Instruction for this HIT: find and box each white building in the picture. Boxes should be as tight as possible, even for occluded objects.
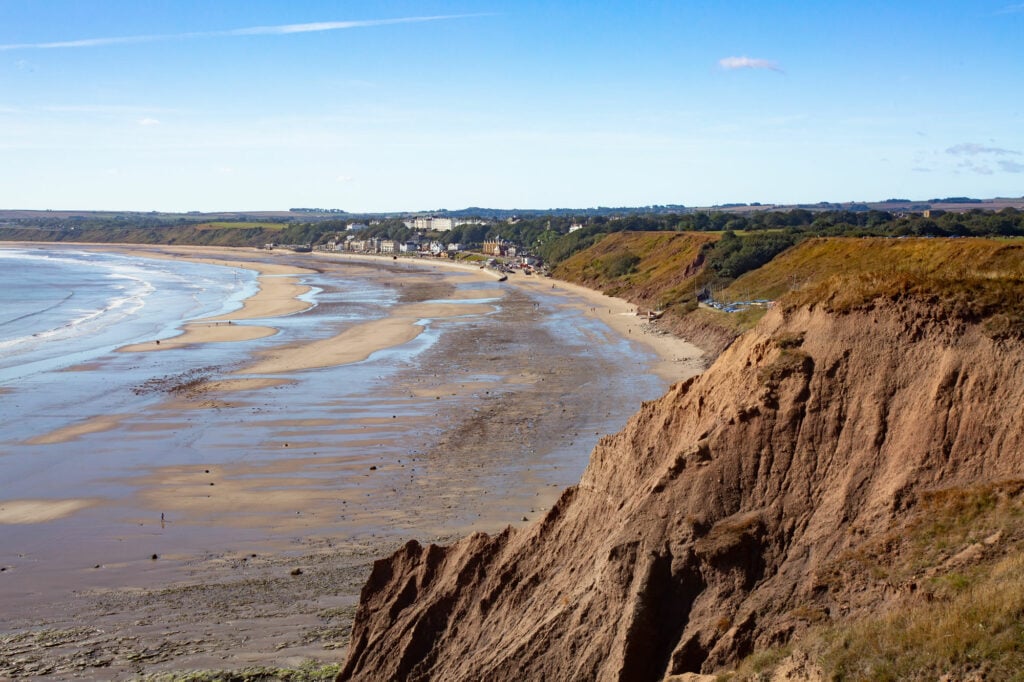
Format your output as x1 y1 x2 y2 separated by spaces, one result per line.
412 217 453 232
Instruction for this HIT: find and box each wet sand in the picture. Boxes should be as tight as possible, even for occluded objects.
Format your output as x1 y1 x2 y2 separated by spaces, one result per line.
0 245 706 680
0 499 97 524
25 413 131 446
319 251 705 383
118 321 278 352
238 302 495 376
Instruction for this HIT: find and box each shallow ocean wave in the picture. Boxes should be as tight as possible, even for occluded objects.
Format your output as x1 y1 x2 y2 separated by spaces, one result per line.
0 251 155 349
0 282 152 353
0 247 260 380
0 290 75 328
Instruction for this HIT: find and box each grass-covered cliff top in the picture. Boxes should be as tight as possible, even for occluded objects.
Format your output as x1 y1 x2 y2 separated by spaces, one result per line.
556 232 1024 342
723 237 1024 300
721 237 1024 335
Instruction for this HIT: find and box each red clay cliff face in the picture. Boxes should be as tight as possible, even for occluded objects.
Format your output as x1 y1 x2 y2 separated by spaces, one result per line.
339 298 1024 681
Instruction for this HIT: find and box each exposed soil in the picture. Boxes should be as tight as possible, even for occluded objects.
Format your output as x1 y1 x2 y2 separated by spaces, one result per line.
339 296 1024 681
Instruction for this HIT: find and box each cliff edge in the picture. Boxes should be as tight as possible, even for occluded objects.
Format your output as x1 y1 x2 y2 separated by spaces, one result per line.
339 247 1024 680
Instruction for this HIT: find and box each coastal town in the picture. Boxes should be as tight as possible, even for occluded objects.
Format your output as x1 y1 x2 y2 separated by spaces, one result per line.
267 218 550 276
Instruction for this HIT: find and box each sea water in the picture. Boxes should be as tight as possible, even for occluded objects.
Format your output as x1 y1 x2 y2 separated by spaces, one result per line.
0 247 257 382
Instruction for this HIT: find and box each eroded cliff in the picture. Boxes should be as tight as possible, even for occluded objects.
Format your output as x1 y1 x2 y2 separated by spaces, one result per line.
339 288 1024 681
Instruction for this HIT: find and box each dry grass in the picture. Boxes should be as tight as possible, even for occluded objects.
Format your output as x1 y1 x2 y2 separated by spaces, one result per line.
554 231 718 306
815 552 1024 681
724 481 1024 681
905 482 1024 575
720 237 1024 334
724 237 1024 299
722 644 793 680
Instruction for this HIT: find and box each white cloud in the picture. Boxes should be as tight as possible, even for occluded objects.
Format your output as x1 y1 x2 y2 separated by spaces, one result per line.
0 15 487 51
946 142 1020 156
718 56 783 73
957 159 995 175
336 175 354 183
43 104 177 115
138 117 160 126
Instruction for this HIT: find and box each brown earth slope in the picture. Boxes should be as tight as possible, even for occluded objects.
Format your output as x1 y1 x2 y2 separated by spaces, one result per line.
337 242 1024 680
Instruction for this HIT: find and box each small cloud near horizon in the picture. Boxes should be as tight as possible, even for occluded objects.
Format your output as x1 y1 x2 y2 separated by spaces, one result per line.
718 56 783 73
138 117 160 126
1000 160 1024 173
336 175 355 183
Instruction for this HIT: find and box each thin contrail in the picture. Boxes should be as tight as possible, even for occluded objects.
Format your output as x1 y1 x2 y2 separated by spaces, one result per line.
0 14 487 51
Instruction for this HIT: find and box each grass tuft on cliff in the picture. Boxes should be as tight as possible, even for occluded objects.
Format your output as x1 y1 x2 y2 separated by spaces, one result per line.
818 553 1024 681
725 481 1024 681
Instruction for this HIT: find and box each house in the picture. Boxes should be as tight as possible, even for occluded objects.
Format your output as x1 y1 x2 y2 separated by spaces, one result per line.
482 238 517 257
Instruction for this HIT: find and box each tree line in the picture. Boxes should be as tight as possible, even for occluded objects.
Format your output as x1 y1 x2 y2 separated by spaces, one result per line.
4 208 1023 279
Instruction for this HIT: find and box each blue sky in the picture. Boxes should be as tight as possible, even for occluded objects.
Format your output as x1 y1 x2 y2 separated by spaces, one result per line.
1 1 1022 212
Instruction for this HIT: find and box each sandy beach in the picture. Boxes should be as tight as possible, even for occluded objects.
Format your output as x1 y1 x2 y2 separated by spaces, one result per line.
0 244 706 679
107 245 315 350
317 250 705 382
510 273 706 382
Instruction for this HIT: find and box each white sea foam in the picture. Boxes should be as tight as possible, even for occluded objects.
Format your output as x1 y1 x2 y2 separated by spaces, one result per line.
0 247 255 380
0 254 155 352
